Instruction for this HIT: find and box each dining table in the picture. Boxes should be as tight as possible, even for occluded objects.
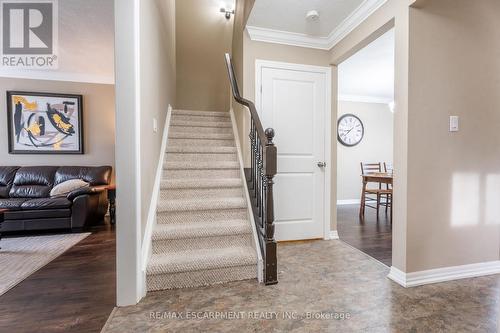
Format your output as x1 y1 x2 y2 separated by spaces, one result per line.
359 172 393 220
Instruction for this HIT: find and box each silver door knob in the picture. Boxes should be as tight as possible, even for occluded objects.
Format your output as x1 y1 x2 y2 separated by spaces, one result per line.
317 162 327 168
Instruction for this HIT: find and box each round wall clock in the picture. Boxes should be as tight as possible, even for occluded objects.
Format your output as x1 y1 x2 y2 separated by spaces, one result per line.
337 114 364 147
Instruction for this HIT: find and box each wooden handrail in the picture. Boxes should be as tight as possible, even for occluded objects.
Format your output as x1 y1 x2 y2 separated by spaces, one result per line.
224 53 278 285
224 53 268 144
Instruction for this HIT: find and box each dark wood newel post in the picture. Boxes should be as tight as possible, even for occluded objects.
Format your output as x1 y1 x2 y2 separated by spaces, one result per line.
264 128 278 285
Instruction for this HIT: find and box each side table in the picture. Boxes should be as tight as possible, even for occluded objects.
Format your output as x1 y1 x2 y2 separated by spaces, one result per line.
107 185 116 225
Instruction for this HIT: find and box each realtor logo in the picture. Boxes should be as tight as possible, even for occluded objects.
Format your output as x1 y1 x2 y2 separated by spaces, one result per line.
1 0 58 69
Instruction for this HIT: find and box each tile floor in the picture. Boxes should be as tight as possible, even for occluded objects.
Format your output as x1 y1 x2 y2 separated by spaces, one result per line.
103 240 500 332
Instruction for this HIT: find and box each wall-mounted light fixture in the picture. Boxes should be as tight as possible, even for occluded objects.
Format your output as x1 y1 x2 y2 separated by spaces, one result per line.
220 7 234 19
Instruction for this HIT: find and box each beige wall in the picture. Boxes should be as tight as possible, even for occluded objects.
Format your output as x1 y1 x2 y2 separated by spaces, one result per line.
231 0 252 155
140 0 176 236
330 0 500 274
405 0 500 272
337 102 393 201
0 78 115 175
176 0 233 111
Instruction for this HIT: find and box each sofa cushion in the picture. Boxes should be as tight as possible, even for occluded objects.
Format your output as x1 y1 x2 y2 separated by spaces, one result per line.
0 198 28 211
5 209 71 220
0 166 20 198
21 197 72 210
50 179 89 197
54 166 112 186
9 166 58 198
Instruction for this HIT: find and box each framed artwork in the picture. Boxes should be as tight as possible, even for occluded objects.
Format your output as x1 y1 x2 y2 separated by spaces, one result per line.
7 91 84 154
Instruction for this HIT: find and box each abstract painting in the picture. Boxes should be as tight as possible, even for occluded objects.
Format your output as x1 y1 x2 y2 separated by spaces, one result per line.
7 91 83 154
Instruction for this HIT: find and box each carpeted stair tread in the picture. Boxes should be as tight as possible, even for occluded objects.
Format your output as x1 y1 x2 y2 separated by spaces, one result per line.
147 246 256 276
166 146 237 154
166 152 237 162
169 126 233 135
157 197 246 212
152 219 251 240
146 108 257 291
169 132 234 140
170 120 232 128
156 209 247 225
164 161 239 170
168 138 235 147
173 110 230 118
172 115 232 123
161 178 242 189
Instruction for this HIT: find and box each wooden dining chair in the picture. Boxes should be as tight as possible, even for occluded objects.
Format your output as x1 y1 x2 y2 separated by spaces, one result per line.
360 162 392 218
382 162 393 216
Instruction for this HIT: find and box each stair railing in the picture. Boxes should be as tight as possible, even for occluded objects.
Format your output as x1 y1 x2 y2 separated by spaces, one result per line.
224 53 277 285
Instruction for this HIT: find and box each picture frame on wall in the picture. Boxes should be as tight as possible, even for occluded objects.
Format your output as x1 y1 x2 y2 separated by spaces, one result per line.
6 91 84 154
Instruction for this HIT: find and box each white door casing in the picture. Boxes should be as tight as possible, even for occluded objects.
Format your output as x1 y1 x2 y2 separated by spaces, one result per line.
256 60 331 241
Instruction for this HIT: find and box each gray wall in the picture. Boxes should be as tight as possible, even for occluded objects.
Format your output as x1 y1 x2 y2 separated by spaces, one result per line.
0 78 115 177
337 101 393 201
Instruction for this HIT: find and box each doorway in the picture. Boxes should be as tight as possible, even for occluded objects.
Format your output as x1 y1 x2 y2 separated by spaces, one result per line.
336 29 395 266
256 60 332 242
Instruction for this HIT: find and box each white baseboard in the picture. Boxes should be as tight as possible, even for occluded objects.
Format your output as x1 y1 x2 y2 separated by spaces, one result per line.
388 261 500 288
337 199 360 205
140 104 172 297
328 230 339 240
387 267 407 286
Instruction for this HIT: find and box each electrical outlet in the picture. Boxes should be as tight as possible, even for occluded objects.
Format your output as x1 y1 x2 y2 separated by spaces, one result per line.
153 118 158 133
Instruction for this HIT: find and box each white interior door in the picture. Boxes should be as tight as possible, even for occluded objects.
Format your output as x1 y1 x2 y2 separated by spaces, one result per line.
257 61 330 241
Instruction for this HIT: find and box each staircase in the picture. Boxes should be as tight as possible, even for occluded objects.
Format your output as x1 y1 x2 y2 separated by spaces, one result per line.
146 109 258 291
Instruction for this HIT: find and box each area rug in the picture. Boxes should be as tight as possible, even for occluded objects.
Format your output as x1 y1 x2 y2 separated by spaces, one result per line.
0 233 90 296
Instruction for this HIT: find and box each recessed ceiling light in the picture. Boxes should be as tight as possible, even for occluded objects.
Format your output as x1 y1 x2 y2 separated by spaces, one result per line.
306 10 320 21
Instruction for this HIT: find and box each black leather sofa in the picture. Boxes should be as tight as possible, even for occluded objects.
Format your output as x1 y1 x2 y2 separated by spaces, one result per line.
0 166 112 233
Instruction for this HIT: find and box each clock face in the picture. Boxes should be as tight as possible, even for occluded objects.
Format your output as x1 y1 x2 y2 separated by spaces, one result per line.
337 114 364 147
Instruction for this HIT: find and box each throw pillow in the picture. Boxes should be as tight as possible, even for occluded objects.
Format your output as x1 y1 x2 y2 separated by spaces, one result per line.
50 179 90 197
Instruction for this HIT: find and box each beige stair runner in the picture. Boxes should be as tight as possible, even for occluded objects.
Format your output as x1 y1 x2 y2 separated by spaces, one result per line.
146 109 257 291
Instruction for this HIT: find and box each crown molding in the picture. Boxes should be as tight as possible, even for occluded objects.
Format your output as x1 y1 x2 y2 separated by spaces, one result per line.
246 26 331 50
338 94 392 104
246 0 388 50
0 70 115 85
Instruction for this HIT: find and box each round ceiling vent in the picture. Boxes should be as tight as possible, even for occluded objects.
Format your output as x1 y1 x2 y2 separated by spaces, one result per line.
306 10 320 21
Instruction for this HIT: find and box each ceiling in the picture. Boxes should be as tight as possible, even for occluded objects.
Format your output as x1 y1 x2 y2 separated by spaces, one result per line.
247 0 364 37
338 29 395 103
246 0 387 49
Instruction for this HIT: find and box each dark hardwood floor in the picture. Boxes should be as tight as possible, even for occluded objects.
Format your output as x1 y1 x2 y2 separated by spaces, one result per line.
337 204 392 266
0 222 116 333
